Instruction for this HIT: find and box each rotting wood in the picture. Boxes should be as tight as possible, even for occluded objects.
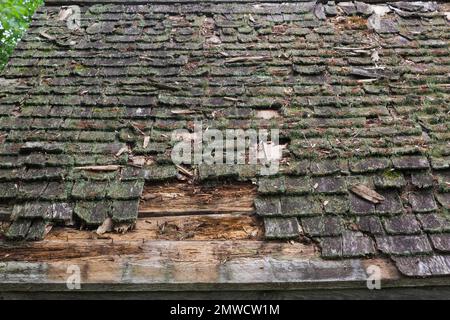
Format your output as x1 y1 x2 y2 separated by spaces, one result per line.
0 239 313 263
0 238 419 292
0 239 144 261
139 181 257 216
45 214 263 242
350 184 385 204
2 238 450 292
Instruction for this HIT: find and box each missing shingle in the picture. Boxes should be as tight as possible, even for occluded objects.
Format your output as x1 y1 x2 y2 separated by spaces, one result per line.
138 180 263 240
139 180 257 217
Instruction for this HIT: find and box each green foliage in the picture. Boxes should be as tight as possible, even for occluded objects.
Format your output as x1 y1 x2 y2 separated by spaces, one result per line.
0 0 43 70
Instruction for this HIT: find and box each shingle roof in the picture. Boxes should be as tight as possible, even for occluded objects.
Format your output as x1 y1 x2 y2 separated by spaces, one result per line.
0 0 449 278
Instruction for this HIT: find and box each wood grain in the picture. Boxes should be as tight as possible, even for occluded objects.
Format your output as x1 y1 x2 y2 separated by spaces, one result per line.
139 181 257 216
44 214 264 241
0 239 402 291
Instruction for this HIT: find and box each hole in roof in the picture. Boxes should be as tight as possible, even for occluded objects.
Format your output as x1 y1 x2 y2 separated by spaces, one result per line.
138 180 263 240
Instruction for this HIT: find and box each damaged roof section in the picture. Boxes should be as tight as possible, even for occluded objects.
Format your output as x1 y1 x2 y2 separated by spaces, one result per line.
0 0 449 278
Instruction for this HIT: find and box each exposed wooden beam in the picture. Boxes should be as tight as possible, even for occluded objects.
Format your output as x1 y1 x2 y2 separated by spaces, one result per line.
44 214 263 241
139 182 256 217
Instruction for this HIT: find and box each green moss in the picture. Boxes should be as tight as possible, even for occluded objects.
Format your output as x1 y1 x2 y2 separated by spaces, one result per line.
382 169 402 180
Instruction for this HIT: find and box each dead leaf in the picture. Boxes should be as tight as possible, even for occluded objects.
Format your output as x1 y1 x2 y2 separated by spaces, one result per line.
143 136 150 148
44 224 53 237
96 217 113 235
350 184 385 204
115 146 128 157
131 156 146 167
39 30 55 41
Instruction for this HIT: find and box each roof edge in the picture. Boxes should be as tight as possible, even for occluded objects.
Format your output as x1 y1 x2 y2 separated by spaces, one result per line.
43 0 436 5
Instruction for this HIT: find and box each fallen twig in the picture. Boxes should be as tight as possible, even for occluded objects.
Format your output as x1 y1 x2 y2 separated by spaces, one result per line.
176 164 194 177
74 165 121 171
224 55 272 64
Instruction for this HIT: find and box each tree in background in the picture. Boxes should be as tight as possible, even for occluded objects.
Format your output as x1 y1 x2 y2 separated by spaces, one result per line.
0 0 44 70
